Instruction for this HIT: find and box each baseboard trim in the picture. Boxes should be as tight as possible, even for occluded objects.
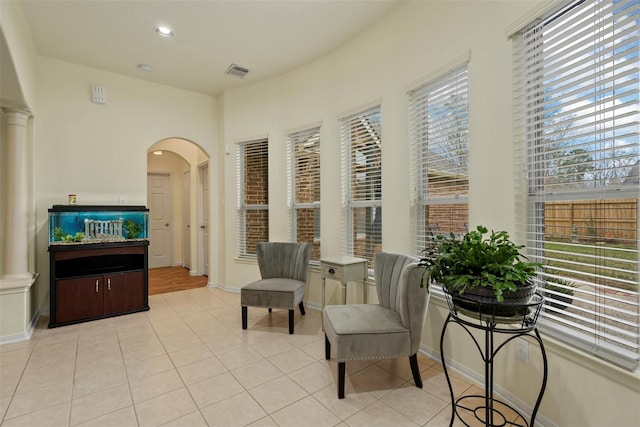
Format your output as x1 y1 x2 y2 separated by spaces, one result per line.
0 308 40 346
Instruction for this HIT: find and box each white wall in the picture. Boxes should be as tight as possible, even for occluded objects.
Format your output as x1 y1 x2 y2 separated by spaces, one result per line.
221 0 529 285
33 57 218 309
219 1 639 426
0 1 38 112
2 0 638 424
0 1 40 340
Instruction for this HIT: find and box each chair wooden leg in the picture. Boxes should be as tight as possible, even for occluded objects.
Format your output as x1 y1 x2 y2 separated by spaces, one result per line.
409 353 422 388
325 334 331 360
299 301 306 316
338 362 345 399
288 309 294 334
242 306 247 330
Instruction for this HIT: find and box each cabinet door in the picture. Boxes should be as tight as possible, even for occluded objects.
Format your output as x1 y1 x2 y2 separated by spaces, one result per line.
104 271 145 315
55 276 104 324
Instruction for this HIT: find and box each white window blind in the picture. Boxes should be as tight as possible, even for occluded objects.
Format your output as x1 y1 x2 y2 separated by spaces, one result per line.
409 64 470 258
287 126 321 262
341 106 382 269
514 0 639 369
237 139 269 257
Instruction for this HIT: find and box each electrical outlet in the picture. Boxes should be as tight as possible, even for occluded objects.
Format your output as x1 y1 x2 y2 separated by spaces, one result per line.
515 338 529 363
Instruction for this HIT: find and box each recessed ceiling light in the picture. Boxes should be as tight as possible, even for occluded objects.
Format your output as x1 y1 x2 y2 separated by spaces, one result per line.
153 150 163 156
137 64 152 72
155 26 173 38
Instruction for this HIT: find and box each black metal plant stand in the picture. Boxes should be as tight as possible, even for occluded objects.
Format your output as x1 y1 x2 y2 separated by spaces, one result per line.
440 291 547 427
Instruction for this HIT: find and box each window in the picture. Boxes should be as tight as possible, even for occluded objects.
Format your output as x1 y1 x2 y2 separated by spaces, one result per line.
237 138 269 257
409 62 470 258
341 106 382 268
514 0 639 369
288 126 321 262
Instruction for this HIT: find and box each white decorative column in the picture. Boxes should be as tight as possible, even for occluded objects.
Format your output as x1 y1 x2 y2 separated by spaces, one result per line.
2 109 31 278
0 108 38 344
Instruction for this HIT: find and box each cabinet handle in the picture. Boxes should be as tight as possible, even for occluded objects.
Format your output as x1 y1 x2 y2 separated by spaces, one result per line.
328 268 335 275
95 280 99 292
107 278 111 291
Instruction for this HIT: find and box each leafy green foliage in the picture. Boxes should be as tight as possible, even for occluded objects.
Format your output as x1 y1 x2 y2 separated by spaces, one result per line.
544 270 577 295
52 226 83 242
124 220 142 239
52 226 66 241
419 226 541 302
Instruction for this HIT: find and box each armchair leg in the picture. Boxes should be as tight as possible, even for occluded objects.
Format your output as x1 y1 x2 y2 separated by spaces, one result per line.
242 306 247 330
288 309 294 334
299 301 306 316
325 334 331 360
338 362 345 399
409 353 422 388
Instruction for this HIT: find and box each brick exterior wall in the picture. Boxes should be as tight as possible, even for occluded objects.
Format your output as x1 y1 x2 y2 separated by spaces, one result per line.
243 143 268 255
294 146 321 259
425 178 469 236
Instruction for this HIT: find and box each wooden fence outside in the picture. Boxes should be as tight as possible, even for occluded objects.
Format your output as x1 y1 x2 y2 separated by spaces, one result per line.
544 198 638 243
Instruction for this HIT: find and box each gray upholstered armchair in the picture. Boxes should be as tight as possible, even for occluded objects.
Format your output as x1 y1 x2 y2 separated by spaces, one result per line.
241 242 311 334
323 252 430 398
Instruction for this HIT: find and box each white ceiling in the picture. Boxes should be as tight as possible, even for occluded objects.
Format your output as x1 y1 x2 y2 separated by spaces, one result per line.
18 0 402 96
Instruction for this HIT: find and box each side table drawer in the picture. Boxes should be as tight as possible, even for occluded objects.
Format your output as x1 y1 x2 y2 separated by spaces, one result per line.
322 264 344 281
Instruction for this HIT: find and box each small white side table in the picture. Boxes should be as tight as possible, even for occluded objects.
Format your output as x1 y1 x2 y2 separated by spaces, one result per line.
320 256 369 307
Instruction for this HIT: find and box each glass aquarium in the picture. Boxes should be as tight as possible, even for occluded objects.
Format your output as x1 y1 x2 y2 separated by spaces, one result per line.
48 205 149 245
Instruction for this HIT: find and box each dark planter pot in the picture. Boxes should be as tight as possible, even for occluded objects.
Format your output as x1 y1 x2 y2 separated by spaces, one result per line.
448 282 537 317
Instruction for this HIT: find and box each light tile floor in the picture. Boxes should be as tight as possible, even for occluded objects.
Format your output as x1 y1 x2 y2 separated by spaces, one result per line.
0 287 515 426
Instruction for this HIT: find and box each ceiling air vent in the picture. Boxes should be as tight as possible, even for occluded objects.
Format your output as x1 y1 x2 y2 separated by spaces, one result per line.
225 64 249 79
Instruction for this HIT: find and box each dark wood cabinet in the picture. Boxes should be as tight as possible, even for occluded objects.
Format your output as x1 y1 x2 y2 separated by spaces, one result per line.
55 276 104 324
105 271 145 315
49 242 149 327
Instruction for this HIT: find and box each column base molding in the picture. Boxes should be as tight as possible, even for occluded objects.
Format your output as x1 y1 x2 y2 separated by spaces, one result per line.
0 273 39 345
0 273 37 293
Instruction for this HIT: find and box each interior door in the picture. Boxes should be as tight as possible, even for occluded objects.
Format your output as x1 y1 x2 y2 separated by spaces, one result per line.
147 173 172 268
200 164 210 276
182 171 191 270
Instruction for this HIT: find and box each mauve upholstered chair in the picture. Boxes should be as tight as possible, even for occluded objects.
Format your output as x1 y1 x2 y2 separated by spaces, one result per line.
241 242 311 334
323 252 430 398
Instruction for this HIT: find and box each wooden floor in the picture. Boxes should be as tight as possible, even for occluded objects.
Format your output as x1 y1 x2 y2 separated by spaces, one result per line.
148 266 208 295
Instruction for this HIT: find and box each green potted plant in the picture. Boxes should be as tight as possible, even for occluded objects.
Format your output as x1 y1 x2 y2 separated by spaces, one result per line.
419 225 541 315
543 271 577 310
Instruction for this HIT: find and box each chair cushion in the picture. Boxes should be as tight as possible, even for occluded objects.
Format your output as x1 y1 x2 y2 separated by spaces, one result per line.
241 278 305 309
323 304 411 361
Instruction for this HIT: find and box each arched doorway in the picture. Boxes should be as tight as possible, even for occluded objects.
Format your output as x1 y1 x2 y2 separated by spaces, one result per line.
147 138 209 284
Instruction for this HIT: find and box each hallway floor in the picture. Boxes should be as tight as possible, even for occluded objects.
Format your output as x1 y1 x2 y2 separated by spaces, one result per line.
148 267 208 295
0 287 515 426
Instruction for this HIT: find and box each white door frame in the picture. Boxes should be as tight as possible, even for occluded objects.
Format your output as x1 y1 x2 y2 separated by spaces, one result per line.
198 162 210 276
182 170 191 270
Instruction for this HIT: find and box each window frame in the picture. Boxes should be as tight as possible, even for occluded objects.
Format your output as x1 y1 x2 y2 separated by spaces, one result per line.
287 126 321 263
408 61 471 262
514 0 639 370
236 138 269 258
340 106 383 270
